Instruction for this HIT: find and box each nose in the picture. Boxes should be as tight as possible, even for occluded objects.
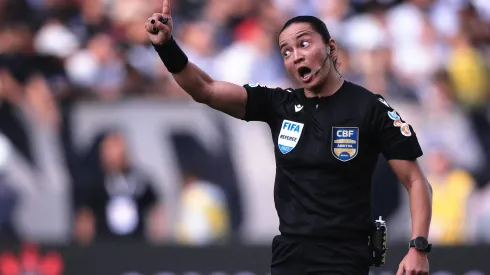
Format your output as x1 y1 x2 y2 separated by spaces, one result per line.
293 51 305 65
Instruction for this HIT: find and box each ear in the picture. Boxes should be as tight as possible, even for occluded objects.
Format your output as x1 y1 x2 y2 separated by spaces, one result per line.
328 38 337 53
326 44 334 56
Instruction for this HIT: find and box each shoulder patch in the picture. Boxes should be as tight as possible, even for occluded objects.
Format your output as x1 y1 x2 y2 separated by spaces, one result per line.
374 95 413 137
387 110 412 137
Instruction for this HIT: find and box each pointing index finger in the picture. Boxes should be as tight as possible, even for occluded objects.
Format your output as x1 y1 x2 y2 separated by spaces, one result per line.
162 0 171 16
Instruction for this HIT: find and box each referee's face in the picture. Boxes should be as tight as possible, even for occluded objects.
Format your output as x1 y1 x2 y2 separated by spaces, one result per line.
279 22 329 90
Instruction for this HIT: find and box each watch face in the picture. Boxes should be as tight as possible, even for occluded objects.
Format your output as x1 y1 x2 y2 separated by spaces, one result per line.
415 237 428 249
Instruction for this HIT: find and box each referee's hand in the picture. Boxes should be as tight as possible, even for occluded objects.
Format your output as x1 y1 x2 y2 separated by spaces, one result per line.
145 0 173 46
396 248 429 275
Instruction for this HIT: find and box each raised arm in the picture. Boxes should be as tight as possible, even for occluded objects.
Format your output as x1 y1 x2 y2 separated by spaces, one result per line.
144 0 247 119
172 63 247 118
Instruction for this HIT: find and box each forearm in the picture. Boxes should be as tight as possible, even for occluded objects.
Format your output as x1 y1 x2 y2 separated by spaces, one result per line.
172 62 214 103
407 179 432 238
152 36 216 103
152 37 247 118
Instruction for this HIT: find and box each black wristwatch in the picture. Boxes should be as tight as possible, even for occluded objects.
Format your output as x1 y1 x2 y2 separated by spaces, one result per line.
408 236 432 253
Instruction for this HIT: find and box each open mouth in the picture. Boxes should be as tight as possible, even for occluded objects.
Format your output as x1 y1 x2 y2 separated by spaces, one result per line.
298 66 313 82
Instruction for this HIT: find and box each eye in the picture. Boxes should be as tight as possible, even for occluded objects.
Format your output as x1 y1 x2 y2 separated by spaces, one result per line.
283 50 291 57
300 41 309 48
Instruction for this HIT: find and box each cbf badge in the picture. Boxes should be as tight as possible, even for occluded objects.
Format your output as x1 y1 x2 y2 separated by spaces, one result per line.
332 127 359 161
278 120 304 154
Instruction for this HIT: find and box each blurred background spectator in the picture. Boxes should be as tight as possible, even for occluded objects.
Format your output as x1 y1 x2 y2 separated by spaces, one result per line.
0 0 489 248
0 133 19 243
72 130 164 244
174 171 229 246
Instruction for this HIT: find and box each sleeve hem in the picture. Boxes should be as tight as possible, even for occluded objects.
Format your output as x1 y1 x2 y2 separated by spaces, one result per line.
382 140 423 161
241 85 253 122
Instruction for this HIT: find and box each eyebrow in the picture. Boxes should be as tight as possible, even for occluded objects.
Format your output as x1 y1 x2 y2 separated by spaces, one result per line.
279 32 312 49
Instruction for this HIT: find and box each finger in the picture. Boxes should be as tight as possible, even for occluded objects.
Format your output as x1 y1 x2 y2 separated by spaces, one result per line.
145 22 158 34
149 14 169 26
148 15 169 33
145 20 160 34
162 0 171 16
150 13 162 23
152 21 170 32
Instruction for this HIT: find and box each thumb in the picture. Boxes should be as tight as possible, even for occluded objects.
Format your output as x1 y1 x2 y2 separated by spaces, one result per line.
396 263 405 275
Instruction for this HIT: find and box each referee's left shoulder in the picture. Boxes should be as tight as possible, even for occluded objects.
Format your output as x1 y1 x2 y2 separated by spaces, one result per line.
342 81 381 109
347 82 379 101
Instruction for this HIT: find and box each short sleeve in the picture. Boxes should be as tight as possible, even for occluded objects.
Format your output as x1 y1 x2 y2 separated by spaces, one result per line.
242 83 289 122
369 95 423 160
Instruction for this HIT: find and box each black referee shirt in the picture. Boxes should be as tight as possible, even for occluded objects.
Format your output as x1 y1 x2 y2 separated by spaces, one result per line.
241 80 423 241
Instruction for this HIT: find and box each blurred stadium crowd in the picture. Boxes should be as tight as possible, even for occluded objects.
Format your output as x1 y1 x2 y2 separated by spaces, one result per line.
1 0 490 247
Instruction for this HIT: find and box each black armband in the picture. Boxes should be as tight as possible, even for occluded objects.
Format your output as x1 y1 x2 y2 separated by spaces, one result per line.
153 36 188 74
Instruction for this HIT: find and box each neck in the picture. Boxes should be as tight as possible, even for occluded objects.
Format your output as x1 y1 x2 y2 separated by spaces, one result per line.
304 69 344 98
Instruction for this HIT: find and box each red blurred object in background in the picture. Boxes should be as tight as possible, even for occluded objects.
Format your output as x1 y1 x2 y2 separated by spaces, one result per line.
0 243 63 275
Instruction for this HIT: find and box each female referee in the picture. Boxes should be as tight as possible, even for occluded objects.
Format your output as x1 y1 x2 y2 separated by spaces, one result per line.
145 1 432 274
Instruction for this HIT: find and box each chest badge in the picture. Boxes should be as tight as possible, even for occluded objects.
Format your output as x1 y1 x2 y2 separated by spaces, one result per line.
278 120 304 154
332 127 359 161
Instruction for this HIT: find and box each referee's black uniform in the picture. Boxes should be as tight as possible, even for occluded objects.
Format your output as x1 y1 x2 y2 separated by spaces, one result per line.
241 80 423 274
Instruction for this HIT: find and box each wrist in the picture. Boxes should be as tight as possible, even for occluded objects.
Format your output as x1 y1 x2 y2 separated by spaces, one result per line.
153 36 188 74
408 236 432 253
152 35 174 47
409 247 428 256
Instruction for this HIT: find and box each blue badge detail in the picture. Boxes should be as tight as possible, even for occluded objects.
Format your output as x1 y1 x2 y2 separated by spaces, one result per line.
248 83 261 88
332 127 359 162
388 110 400 120
278 120 304 154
